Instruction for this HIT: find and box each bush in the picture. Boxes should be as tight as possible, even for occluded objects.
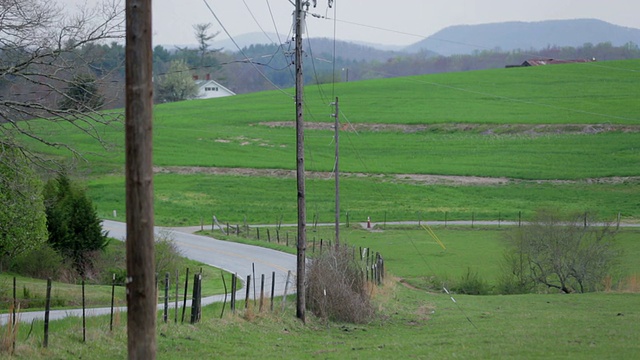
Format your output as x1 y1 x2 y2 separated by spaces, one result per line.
451 267 489 295
306 246 374 324
155 229 182 276
10 243 67 280
504 209 620 294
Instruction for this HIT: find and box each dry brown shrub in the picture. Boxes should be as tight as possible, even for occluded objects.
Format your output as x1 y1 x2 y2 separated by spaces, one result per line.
243 304 256 322
619 274 640 293
1 303 19 355
306 246 374 324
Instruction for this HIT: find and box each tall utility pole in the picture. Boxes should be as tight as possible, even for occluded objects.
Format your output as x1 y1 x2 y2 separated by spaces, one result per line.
294 0 306 323
333 97 340 246
125 0 156 358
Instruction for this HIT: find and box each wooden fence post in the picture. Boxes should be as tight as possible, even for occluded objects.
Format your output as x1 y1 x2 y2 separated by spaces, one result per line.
181 268 189 323
270 272 276 312
13 276 17 353
82 279 86 342
43 278 52 348
175 270 179 323
230 274 237 314
281 270 291 312
252 263 257 306
163 272 169 323
110 274 116 331
220 271 227 319
245 275 251 309
259 274 265 312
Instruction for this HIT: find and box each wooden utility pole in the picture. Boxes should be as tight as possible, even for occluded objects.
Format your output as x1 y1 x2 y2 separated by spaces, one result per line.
294 0 306 323
333 97 340 246
125 0 156 358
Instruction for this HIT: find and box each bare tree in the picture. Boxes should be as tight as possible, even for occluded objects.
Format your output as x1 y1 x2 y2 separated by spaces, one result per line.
505 210 620 293
193 23 220 68
0 0 125 169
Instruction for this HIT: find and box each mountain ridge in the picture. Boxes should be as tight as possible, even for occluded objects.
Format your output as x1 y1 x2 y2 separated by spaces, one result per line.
405 19 640 56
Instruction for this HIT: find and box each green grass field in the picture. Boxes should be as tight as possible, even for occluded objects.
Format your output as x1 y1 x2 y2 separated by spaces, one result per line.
88 172 640 226
6 223 640 359
0 241 228 313
15 59 637 224
2 60 640 358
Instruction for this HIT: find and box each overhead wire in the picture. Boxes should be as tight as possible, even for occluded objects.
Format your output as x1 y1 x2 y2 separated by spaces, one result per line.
265 0 296 82
201 0 293 98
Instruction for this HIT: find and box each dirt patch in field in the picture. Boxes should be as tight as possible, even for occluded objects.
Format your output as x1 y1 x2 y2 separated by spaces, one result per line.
153 166 640 186
260 121 640 135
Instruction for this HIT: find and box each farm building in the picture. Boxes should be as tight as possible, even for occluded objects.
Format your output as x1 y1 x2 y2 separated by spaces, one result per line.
193 74 236 99
506 58 595 68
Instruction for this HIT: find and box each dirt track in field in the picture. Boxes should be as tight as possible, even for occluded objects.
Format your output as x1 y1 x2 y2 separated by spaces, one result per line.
260 121 640 135
153 166 640 186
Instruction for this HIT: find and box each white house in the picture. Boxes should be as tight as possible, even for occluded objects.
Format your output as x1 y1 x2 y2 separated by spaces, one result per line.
193 74 235 99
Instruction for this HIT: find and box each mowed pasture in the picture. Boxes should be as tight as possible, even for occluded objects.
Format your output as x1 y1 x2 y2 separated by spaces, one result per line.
12 57 640 269
15 59 639 225
4 60 640 357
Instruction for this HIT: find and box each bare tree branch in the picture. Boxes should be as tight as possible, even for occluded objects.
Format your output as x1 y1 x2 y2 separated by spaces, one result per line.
0 0 125 170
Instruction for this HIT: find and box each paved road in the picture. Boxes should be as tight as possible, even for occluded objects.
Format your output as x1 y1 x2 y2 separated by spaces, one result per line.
0 221 297 326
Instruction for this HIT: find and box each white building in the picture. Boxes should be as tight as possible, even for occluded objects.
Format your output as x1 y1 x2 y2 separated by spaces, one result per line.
193 74 235 99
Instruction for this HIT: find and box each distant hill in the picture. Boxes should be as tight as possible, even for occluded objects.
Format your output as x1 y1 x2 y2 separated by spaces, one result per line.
405 19 640 56
215 32 417 63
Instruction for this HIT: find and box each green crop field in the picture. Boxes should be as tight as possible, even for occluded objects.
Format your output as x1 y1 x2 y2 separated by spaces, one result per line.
12 59 637 225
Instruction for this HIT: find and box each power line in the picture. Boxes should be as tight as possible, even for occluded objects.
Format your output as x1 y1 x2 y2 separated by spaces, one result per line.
201 0 293 98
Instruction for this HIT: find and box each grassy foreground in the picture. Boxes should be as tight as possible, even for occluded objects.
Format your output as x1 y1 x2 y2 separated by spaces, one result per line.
3 226 639 358
4 283 639 359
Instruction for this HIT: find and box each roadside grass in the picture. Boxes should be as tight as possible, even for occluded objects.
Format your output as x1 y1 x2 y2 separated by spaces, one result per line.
0 241 228 313
4 285 639 359
0 273 123 312
88 173 640 226
4 225 639 358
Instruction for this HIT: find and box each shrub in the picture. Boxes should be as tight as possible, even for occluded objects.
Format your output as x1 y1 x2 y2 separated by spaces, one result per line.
10 243 66 280
451 267 489 295
155 229 182 276
306 246 374 324
504 209 620 293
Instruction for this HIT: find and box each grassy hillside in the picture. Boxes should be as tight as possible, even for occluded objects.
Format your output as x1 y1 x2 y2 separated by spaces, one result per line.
13 59 640 224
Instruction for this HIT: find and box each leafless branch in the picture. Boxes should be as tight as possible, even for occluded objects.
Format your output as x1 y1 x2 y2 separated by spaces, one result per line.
0 0 125 170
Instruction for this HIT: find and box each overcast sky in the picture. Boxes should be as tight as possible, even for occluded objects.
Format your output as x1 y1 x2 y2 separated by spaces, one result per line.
70 1 640 47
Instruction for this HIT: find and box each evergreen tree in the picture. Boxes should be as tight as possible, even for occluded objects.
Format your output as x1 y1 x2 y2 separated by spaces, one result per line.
44 174 108 274
58 74 105 112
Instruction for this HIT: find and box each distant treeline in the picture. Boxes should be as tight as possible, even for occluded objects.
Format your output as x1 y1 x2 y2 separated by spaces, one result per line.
2 41 637 109
226 41 640 93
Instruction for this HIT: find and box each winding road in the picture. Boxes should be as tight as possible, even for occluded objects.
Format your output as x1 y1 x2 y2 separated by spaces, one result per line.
0 221 297 326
